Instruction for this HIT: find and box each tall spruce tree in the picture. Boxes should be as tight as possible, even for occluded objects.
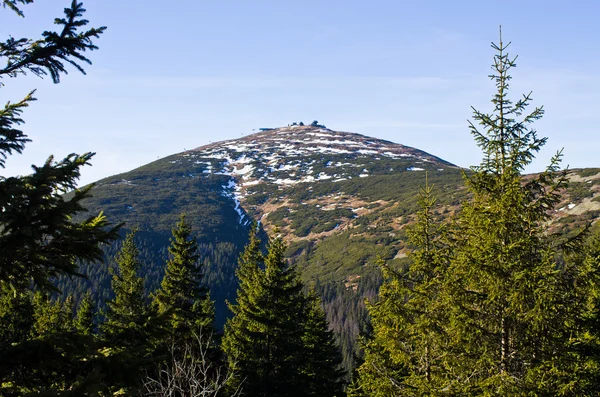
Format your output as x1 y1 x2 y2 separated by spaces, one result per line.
101 230 162 393
354 180 449 396
438 32 577 395
102 230 156 349
153 214 214 341
356 31 600 396
223 229 306 396
223 228 345 397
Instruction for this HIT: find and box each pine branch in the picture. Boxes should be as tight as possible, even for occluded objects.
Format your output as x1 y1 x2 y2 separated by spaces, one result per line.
0 0 105 82
2 0 33 17
0 91 35 167
0 153 121 291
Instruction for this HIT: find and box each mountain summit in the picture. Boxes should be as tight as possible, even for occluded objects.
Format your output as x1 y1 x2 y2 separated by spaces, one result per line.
89 124 457 236
179 124 456 227
193 124 451 167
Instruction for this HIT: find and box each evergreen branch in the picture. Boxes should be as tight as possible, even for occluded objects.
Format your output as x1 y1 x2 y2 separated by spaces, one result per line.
1 0 32 17
524 149 567 216
0 152 121 291
0 1 105 82
0 91 35 167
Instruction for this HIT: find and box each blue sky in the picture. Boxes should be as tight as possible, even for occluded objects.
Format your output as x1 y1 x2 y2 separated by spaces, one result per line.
2 0 600 185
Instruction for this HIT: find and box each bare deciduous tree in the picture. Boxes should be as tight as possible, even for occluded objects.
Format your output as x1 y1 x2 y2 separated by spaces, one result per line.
142 332 242 397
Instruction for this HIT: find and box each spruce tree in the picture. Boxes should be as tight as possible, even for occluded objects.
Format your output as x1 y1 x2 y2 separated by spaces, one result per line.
354 180 448 396
153 214 213 341
0 287 34 346
437 32 577 395
100 230 162 393
223 229 306 396
75 292 95 336
102 230 155 348
301 292 345 397
570 228 600 394
0 291 108 396
223 228 345 396
356 32 600 396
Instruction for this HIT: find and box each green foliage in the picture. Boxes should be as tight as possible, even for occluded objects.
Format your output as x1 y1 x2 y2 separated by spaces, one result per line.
77 156 249 237
0 289 108 396
355 180 449 396
223 228 345 396
0 154 121 291
153 214 214 342
100 230 163 393
568 228 600 393
1 0 105 82
355 33 600 396
65 156 252 328
0 287 34 345
568 181 595 201
301 292 346 396
576 168 600 178
31 293 73 337
58 230 242 331
285 205 353 237
294 228 400 284
223 229 304 395
2 0 33 17
441 35 578 394
0 2 125 394
316 273 380 374
75 292 95 336
101 230 156 348
0 0 119 292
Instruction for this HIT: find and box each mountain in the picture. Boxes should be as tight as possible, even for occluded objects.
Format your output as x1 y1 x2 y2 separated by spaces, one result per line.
189 124 457 230
64 124 600 371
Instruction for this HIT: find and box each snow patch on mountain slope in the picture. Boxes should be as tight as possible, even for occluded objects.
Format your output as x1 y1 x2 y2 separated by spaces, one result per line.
176 127 454 215
219 171 250 225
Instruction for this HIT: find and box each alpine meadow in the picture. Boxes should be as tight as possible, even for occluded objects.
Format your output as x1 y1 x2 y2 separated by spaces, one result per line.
1 1 600 396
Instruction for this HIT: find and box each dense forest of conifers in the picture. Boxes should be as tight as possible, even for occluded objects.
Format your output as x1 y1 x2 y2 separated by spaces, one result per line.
2 1 600 396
